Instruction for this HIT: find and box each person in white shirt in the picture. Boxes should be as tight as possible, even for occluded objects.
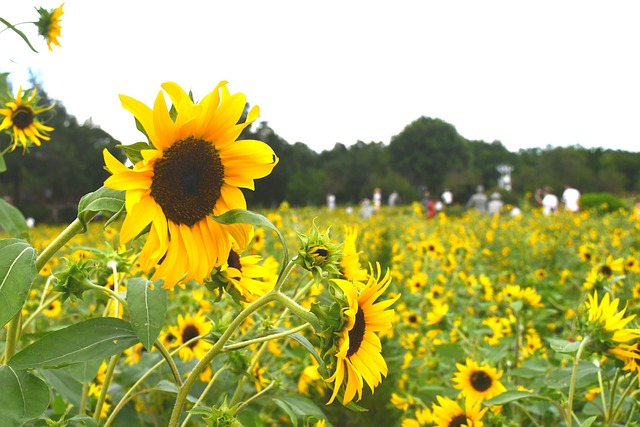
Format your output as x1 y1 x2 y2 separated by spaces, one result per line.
562 185 581 212
536 186 558 215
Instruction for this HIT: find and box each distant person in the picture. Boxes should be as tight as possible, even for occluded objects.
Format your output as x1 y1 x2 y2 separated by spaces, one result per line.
441 188 453 206
466 185 488 214
388 191 399 207
536 186 558 215
359 199 374 219
372 188 382 212
326 193 336 211
422 190 436 218
562 185 581 212
487 192 504 215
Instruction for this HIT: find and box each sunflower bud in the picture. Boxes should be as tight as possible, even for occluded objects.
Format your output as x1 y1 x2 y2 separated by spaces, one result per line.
295 223 342 282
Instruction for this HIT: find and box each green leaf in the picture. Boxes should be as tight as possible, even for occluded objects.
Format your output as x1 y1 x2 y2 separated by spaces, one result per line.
67 414 99 426
77 186 125 232
0 17 39 53
581 416 597 427
283 330 324 368
64 359 104 383
0 151 6 173
483 390 543 406
127 278 167 350
0 239 38 328
40 368 83 407
116 141 153 164
8 317 139 370
273 398 298 427
0 365 49 425
212 209 289 273
548 338 581 353
0 198 28 237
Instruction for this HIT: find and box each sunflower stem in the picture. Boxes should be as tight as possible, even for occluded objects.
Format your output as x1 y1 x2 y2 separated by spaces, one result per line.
566 335 590 427
606 368 621 425
36 216 95 271
21 293 60 334
234 380 277 415
272 291 321 332
154 339 182 387
179 367 228 427
273 259 297 292
223 323 309 352
167 290 277 427
104 335 204 427
3 311 21 362
609 372 639 426
94 353 121 422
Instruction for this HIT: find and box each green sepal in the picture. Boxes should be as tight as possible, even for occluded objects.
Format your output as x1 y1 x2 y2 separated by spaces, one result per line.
116 141 153 164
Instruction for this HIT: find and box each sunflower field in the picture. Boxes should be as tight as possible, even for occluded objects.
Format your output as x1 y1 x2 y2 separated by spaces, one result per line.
2 195 640 427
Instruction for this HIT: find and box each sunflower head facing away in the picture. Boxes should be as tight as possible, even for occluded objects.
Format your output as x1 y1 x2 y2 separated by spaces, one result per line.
323 263 400 405
452 358 506 404
585 291 640 344
36 3 64 50
103 81 278 289
0 86 55 152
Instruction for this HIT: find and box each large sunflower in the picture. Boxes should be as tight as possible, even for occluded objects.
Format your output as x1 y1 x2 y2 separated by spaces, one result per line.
431 396 487 427
103 81 278 288
452 358 506 403
0 86 54 152
326 264 400 405
36 3 64 50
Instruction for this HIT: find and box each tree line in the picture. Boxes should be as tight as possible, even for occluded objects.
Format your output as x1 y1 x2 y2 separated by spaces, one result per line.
2 86 639 222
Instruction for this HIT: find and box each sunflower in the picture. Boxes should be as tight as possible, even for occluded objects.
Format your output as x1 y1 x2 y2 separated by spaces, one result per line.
609 341 640 379
325 264 400 405
585 291 640 345
431 396 487 427
218 245 274 302
339 225 368 283
453 359 506 403
42 299 61 318
0 86 54 152
36 3 64 50
103 81 278 288
173 311 213 362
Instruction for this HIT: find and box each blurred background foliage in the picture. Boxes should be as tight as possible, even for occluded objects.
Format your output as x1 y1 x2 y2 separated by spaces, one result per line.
2 77 640 222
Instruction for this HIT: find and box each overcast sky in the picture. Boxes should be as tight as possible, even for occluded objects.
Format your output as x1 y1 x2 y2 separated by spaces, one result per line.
3 1 639 153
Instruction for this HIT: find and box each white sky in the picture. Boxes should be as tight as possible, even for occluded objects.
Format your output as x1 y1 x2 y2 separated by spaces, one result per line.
3 1 640 153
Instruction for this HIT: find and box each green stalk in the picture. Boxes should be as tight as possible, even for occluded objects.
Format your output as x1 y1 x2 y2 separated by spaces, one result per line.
566 335 590 427
223 324 309 352
234 380 277 414
167 290 278 427
3 311 21 362
36 216 95 271
609 372 639 426
94 353 121 422
597 364 609 424
606 368 621 426
154 339 182 387
271 291 321 332
104 335 204 427
179 367 228 427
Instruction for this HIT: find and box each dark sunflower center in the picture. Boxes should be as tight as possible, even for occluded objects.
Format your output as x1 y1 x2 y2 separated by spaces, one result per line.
347 307 366 357
150 138 224 226
470 369 493 391
227 250 242 279
182 324 200 348
447 414 468 427
13 106 34 129
600 265 612 276
408 314 418 324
